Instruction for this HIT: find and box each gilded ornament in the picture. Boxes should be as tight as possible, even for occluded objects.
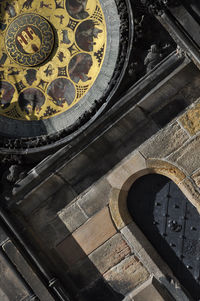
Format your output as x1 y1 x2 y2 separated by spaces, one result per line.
0 0 107 121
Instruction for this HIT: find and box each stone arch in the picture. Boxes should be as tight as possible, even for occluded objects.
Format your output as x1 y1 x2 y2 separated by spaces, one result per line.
108 156 200 300
109 158 200 230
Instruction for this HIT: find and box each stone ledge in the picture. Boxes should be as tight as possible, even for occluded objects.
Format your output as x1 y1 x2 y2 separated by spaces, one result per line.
125 277 175 301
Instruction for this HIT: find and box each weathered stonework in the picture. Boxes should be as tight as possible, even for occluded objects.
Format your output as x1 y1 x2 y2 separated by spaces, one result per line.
178 177 200 212
18 174 77 216
104 256 150 295
58 202 88 234
56 206 117 266
126 277 175 301
89 233 131 274
146 159 186 184
1 1 200 300
139 122 189 159
179 99 200 136
168 134 200 174
107 152 147 191
192 169 200 188
109 188 132 230
77 178 112 218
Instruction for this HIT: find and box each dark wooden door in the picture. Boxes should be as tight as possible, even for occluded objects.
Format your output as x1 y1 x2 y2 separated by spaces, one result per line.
127 174 200 300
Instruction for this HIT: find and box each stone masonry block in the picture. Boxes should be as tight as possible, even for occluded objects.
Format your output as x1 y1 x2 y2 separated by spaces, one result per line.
121 223 153 255
28 174 65 202
109 188 132 230
104 255 149 295
107 152 147 191
178 177 200 213
72 206 117 255
146 159 186 184
28 188 83 248
57 153 93 193
127 277 175 301
168 135 200 175
56 206 117 265
58 202 88 233
192 169 200 188
139 122 189 159
89 233 131 274
105 107 147 145
19 174 71 216
67 256 100 290
179 100 200 136
78 178 112 217
56 234 86 266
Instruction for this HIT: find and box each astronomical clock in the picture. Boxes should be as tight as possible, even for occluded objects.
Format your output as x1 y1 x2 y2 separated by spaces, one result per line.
0 0 132 153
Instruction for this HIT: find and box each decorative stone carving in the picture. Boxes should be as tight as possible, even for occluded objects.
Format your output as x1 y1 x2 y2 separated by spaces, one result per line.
0 155 29 204
141 0 180 15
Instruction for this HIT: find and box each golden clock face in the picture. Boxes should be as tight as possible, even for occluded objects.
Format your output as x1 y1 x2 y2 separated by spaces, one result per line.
0 0 107 121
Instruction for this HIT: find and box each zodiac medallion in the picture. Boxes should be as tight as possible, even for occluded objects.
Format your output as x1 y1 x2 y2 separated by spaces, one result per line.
5 14 54 66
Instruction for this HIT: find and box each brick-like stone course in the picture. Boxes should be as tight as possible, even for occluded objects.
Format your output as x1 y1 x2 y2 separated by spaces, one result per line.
20 175 77 216
56 206 117 265
89 233 131 274
104 255 150 295
179 101 200 136
78 178 112 217
168 135 200 174
139 122 189 159
58 202 88 234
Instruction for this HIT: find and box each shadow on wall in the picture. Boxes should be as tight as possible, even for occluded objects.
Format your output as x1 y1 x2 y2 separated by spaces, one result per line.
11 199 126 301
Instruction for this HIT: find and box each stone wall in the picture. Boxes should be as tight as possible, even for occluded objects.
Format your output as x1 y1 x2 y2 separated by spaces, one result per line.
13 70 200 300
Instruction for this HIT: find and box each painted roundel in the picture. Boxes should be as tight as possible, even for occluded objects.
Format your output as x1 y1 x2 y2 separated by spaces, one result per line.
0 81 15 109
47 78 76 107
0 0 107 121
5 14 54 66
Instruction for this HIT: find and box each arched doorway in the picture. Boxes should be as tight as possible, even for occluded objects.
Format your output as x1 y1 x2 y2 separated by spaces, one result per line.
127 174 200 300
